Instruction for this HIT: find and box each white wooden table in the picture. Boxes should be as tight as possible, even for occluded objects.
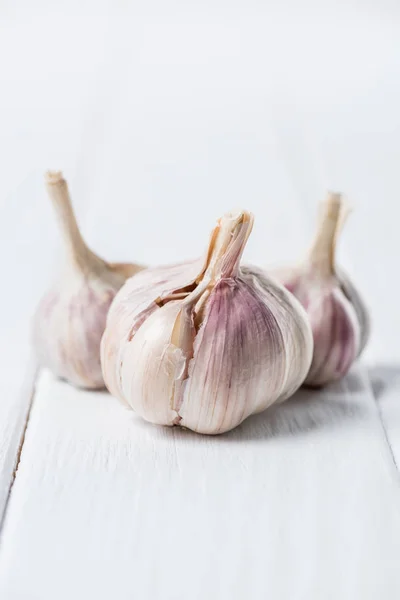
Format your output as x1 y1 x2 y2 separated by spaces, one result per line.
1 6 400 599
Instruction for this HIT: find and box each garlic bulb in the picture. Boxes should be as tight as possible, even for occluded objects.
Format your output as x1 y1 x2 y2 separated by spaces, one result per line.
273 193 370 387
33 171 144 389
101 210 313 434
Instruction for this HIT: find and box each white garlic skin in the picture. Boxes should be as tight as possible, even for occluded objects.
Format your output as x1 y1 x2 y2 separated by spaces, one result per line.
338 268 370 354
273 193 370 387
34 264 128 389
33 172 143 389
276 267 369 387
101 212 313 434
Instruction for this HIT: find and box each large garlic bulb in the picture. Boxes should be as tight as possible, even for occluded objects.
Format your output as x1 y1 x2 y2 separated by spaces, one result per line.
273 193 370 387
101 210 313 434
33 171 143 389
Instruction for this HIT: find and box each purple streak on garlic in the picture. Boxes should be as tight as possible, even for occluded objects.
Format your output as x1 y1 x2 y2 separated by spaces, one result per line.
273 193 370 388
33 171 144 389
101 210 313 434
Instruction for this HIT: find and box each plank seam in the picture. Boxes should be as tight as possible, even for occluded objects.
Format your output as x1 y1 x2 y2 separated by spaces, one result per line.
0 363 39 538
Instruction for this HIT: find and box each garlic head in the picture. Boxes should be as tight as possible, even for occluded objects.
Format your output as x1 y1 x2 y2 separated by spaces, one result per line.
33 171 144 389
101 210 313 434
273 193 370 387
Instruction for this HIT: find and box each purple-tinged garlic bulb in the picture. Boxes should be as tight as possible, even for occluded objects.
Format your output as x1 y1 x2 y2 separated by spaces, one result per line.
101 210 313 434
33 171 144 389
273 193 370 388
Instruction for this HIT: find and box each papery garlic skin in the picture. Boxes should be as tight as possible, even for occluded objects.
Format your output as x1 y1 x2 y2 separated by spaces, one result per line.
338 268 370 354
273 193 370 387
101 211 313 434
33 171 143 389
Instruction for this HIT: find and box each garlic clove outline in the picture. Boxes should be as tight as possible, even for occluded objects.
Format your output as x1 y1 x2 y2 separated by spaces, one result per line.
33 171 144 389
101 210 313 434
272 192 370 387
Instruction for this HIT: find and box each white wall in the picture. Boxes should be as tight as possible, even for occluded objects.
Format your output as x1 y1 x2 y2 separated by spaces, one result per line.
1 2 399 361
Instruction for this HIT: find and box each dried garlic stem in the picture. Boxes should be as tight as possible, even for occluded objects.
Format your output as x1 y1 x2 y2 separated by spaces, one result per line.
188 211 253 325
308 192 342 278
206 211 254 282
45 171 92 270
333 200 352 251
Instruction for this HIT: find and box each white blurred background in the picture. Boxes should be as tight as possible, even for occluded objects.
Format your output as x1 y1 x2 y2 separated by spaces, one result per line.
1 2 399 364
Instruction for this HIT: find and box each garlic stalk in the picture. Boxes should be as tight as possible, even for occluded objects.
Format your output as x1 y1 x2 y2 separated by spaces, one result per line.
101 210 313 434
33 171 144 389
272 192 370 387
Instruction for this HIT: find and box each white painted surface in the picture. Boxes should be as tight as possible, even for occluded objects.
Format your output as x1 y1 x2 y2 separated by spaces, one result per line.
1 368 400 600
0 4 400 599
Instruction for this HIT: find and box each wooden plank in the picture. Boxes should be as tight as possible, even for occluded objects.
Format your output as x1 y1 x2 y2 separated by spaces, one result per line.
0 366 399 600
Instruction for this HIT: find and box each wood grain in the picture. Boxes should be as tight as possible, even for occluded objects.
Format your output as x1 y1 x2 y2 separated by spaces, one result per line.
0 366 399 599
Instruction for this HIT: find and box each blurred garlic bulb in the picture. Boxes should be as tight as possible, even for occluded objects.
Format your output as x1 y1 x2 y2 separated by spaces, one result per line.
33 171 144 389
101 210 313 434
273 193 370 387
